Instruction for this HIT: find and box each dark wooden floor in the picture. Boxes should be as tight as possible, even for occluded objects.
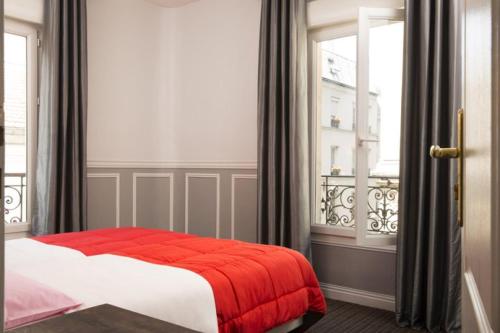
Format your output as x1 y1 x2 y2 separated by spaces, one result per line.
304 300 421 333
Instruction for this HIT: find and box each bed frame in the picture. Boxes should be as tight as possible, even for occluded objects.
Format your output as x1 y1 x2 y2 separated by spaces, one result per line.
268 312 323 333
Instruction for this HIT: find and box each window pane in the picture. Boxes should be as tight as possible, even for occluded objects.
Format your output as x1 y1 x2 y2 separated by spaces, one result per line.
365 20 403 235
4 32 28 224
319 35 356 227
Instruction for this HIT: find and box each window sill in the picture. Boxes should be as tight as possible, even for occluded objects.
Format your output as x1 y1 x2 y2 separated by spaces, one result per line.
311 224 355 238
311 231 397 253
5 222 31 234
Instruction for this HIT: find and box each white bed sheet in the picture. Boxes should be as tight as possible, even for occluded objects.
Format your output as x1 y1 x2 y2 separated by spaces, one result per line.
6 238 218 333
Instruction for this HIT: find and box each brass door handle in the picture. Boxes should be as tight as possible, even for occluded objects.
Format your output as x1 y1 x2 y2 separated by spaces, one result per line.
429 145 460 158
429 109 464 226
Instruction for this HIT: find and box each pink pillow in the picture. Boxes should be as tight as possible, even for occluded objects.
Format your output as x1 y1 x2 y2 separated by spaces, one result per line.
4 270 81 330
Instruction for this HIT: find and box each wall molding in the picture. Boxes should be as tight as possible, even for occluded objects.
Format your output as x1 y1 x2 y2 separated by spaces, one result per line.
231 174 257 240
87 173 120 227
185 173 220 238
320 282 395 312
88 160 257 170
132 173 174 230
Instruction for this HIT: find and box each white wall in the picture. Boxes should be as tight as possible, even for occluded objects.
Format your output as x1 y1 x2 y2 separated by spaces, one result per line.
170 0 260 163
87 0 261 165
87 0 174 163
5 0 43 24
87 0 408 165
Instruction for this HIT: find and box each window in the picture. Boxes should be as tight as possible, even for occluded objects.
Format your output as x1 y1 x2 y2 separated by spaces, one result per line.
330 146 339 175
4 19 39 233
330 115 340 128
310 8 404 246
329 96 340 128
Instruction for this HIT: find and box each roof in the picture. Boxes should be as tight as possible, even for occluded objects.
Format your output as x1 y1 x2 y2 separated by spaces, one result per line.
321 49 379 96
321 49 356 88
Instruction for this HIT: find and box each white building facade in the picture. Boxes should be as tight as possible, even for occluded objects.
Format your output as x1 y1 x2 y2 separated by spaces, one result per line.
319 49 380 177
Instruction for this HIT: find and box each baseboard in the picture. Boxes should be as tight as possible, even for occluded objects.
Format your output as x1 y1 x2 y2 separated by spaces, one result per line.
320 282 395 312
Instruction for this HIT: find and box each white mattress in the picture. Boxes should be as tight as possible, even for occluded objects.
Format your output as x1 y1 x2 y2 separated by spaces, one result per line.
6 238 218 333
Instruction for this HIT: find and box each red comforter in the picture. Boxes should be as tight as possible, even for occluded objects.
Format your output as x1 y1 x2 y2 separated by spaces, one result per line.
34 228 326 332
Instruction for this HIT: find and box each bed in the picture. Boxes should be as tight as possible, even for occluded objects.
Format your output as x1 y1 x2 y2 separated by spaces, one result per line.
6 227 326 332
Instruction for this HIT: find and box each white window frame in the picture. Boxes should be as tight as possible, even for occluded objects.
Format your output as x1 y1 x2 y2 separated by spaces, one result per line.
4 19 39 234
309 21 358 241
309 8 403 249
356 8 403 246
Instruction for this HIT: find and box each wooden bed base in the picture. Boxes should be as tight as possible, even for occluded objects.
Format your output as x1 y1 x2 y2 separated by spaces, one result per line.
268 312 323 333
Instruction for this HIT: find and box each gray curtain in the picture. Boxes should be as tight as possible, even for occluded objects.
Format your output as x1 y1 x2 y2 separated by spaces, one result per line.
33 0 88 235
396 1 462 332
257 0 311 256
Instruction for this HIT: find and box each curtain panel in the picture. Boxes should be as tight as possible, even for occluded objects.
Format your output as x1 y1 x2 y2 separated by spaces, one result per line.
257 0 311 256
33 0 88 235
396 0 462 331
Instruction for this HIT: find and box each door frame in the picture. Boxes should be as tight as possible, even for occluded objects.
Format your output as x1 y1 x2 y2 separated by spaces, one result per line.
490 0 500 329
463 0 500 330
1 0 6 330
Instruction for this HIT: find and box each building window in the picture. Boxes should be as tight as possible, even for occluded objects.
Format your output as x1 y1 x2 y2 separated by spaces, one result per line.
352 102 356 130
311 8 404 246
330 115 340 128
330 146 340 175
4 19 39 233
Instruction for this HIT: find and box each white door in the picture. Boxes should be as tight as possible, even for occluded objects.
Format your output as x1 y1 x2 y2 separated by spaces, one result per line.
462 0 499 331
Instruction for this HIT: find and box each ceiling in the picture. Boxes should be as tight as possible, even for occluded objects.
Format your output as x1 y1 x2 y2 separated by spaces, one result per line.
144 0 199 7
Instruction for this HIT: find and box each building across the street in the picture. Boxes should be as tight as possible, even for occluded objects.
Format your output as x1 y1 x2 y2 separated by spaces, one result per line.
319 48 380 177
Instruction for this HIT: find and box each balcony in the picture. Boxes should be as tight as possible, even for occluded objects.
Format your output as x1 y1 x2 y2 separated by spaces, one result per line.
4 173 27 224
320 175 399 235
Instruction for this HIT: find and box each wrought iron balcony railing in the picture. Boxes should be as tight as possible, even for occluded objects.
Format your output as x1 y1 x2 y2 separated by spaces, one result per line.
320 175 399 235
4 173 27 224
